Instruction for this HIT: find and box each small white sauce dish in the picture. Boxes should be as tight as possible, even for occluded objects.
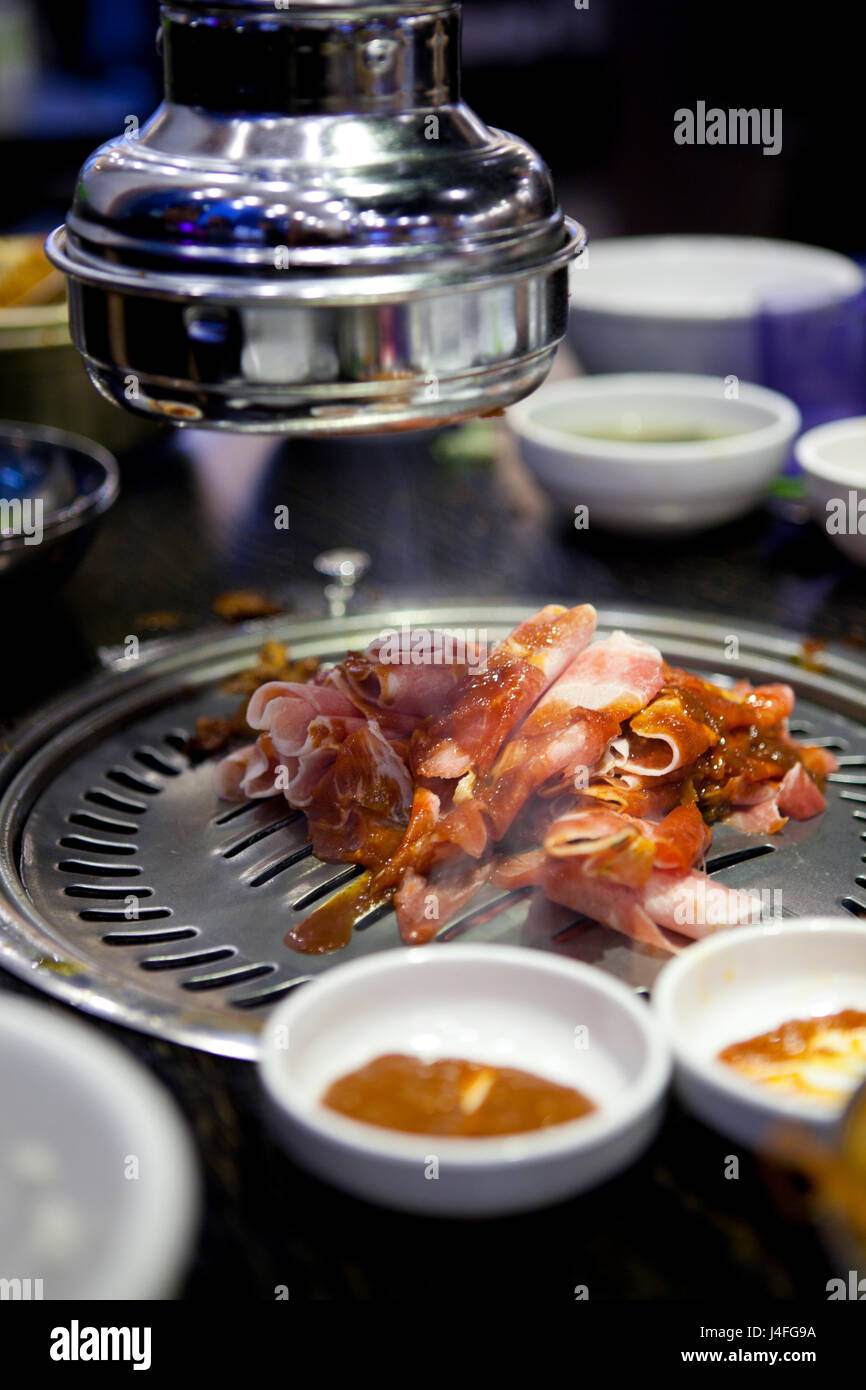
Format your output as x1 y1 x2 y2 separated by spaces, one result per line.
259 944 671 1217
795 416 866 566
507 373 800 535
567 234 865 378
652 919 866 1151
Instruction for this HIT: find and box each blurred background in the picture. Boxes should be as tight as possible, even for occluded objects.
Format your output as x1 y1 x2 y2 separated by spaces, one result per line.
3 0 866 724
1 0 863 254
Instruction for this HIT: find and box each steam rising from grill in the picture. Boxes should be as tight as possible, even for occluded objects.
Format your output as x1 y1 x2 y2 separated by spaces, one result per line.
46 0 583 435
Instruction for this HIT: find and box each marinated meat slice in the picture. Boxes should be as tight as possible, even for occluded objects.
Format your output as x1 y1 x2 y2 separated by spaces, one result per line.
777 761 828 818
726 760 828 833
480 631 664 836
247 679 361 741
539 856 763 954
326 630 486 719
411 603 598 780
305 721 414 869
542 803 710 890
394 858 494 945
213 739 281 800
611 672 797 780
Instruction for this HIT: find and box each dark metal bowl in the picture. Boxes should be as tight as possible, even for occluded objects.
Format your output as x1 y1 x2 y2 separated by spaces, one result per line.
0 421 119 594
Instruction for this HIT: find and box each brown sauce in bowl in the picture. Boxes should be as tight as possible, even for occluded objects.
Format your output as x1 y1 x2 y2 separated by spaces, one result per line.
322 1053 596 1137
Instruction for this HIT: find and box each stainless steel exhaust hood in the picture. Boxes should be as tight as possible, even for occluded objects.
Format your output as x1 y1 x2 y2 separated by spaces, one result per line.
46 0 584 435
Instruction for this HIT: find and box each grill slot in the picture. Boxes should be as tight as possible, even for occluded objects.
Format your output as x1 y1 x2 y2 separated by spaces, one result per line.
182 963 274 992
249 845 314 888
79 906 172 923
68 812 139 835
287 861 361 917
85 789 147 814
291 865 363 912
214 802 259 826
106 769 162 796
355 901 400 932
439 890 529 941
705 844 777 874
222 814 303 860
132 748 184 778
140 947 234 972
553 919 593 943
841 897 866 918
59 836 138 856
231 978 312 1010
65 884 153 900
57 860 142 878
103 927 197 946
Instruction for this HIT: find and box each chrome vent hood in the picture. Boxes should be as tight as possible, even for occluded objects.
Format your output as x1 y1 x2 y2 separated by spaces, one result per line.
47 0 583 434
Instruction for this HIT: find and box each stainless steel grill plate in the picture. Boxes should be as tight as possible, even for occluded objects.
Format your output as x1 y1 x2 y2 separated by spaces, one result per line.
2 605 865 1058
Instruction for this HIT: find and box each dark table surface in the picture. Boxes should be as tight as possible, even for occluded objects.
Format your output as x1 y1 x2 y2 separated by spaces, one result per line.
3 401 864 1301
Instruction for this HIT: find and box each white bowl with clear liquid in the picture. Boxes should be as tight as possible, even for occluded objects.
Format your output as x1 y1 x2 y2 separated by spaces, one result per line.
507 372 801 535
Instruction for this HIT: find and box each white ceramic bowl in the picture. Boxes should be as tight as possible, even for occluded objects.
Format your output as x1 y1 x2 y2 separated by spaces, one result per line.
653 920 866 1151
259 945 670 1216
568 235 865 378
795 416 866 566
507 373 800 535
0 995 200 1299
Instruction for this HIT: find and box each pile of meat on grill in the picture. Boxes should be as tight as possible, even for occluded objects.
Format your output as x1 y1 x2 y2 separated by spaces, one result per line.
214 605 836 955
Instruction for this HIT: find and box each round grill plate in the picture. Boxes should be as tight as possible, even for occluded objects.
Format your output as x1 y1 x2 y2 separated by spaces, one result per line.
2 605 865 1058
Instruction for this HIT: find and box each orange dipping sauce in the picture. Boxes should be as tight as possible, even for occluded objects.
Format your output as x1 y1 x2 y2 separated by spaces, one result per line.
718 1009 866 1102
322 1053 595 1137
